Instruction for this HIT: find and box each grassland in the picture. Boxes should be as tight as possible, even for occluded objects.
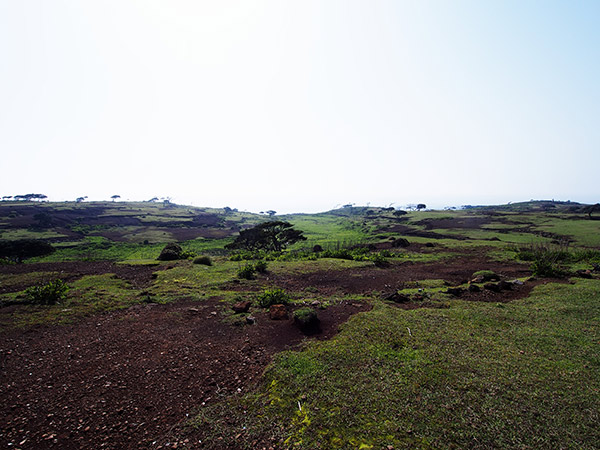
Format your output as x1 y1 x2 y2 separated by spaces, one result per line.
187 279 600 449
1 199 599 448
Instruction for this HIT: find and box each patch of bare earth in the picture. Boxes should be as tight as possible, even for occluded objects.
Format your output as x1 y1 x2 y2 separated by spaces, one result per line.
0 296 368 449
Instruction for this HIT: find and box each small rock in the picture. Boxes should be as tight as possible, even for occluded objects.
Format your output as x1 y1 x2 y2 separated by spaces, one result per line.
232 301 251 313
188 307 200 314
269 304 288 320
310 300 321 307
509 279 524 286
246 315 256 325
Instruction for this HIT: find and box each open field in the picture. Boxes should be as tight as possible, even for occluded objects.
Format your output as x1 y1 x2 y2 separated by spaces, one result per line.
1 200 599 449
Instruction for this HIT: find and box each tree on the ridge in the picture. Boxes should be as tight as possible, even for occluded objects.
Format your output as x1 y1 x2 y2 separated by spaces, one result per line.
111 195 120 202
584 203 600 219
225 221 307 252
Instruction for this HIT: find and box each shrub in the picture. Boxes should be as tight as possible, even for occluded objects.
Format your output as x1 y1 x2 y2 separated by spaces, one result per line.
257 288 290 308
515 243 569 278
193 255 213 266
254 260 268 273
238 264 256 280
180 250 197 259
25 279 69 305
157 243 184 261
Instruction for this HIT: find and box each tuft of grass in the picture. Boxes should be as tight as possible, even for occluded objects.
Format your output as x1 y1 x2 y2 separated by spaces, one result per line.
193 255 213 266
24 279 69 305
256 288 290 308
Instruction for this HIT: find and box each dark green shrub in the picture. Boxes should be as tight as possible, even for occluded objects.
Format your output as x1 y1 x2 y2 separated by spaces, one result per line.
254 260 268 273
157 243 183 261
25 279 69 305
531 257 565 278
257 288 290 308
238 264 256 280
193 255 213 266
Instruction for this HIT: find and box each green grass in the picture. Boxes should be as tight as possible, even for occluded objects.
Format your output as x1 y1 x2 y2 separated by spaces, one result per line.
185 279 600 449
0 274 145 330
0 271 61 292
0 229 68 240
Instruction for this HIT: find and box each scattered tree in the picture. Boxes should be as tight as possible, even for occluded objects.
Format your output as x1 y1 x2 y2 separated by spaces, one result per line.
225 221 307 252
111 195 120 202
584 203 600 219
76 196 88 203
2 196 12 201
148 197 159 202
266 210 277 217
416 204 427 211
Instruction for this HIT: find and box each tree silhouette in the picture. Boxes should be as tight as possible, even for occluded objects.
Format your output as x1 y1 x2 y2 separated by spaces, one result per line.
111 195 120 202
225 221 306 252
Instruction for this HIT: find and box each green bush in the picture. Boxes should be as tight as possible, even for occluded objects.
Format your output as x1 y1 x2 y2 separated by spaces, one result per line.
254 260 268 273
193 255 213 266
257 288 290 308
180 250 197 260
25 279 69 305
238 264 256 280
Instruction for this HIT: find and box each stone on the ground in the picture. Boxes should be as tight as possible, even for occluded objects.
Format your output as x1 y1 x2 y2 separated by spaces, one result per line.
269 304 288 320
232 301 251 313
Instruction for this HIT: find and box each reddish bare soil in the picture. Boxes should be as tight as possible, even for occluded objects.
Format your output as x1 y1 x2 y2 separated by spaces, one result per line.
0 295 368 450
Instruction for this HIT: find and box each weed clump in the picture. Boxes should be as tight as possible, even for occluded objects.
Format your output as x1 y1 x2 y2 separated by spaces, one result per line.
25 279 69 305
257 288 290 308
514 243 570 278
193 255 213 266
254 260 268 273
238 264 256 280
237 260 268 279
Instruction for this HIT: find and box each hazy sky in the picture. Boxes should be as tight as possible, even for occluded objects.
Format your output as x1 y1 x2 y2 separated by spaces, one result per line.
1 1 599 213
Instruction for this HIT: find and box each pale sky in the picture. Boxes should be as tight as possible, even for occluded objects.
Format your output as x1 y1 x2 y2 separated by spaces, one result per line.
1 1 599 213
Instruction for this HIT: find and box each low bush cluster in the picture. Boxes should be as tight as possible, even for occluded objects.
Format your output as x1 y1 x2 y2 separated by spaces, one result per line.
512 243 585 278
237 260 269 279
193 255 212 266
25 279 69 305
257 288 289 308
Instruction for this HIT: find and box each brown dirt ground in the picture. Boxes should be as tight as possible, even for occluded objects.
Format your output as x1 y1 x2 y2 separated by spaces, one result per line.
0 255 539 449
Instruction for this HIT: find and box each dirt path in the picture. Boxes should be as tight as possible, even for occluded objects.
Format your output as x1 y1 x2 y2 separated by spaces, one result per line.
0 297 368 449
